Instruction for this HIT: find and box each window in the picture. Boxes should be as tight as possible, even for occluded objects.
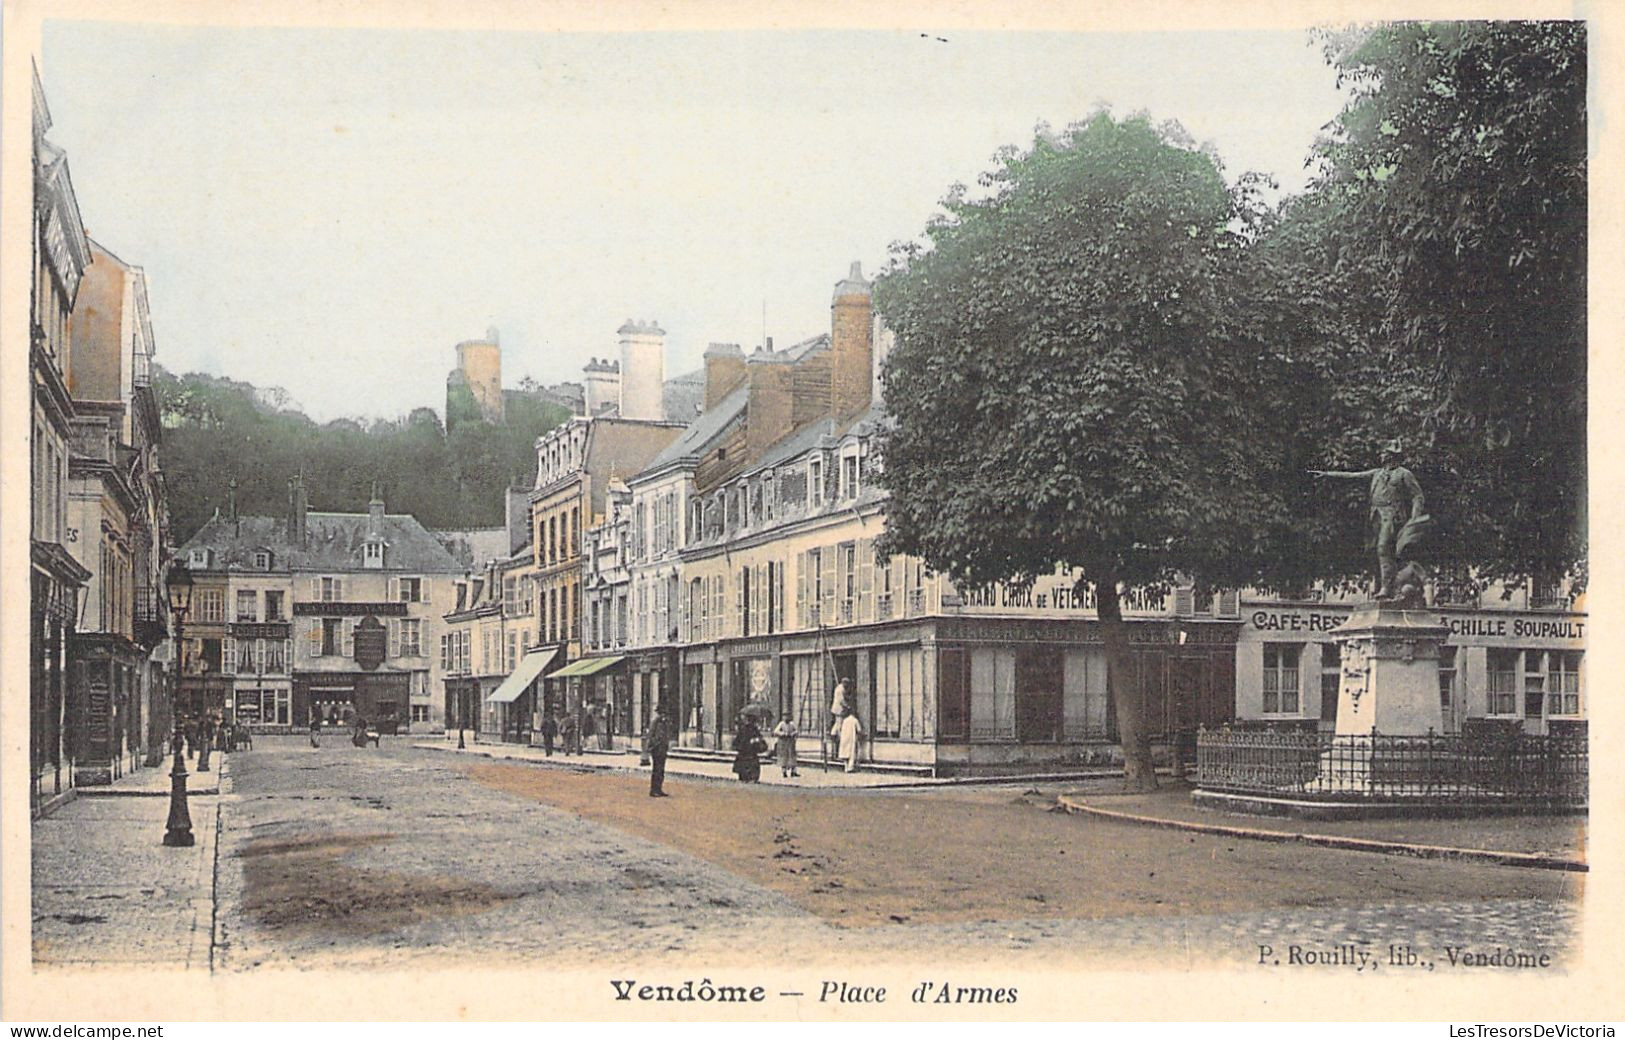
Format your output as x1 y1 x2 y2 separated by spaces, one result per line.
195 589 225 623
319 576 343 602
363 541 385 568
401 619 422 657
254 550 272 571
189 548 211 568
1487 649 1519 716
235 590 257 622
264 639 288 674
1320 643 1341 722
808 458 823 508
842 454 860 499
503 577 517 615
1262 644 1300 714
871 646 923 739
265 590 285 621
507 631 518 672
1546 651 1581 716
223 637 237 674
399 577 422 602
322 618 343 657
970 647 1017 740
1437 646 1456 720
441 633 451 671
1524 651 1546 719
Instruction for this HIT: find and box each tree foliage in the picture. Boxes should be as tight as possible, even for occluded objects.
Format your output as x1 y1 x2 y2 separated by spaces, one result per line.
154 367 570 543
874 113 1302 788
1299 21 1586 588
875 113 1297 594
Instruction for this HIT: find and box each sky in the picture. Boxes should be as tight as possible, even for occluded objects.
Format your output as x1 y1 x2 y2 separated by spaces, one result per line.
41 22 1352 423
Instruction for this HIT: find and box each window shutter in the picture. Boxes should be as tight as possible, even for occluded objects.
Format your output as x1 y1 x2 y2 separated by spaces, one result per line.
423 578 432 605
336 577 345 601
223 637 236 675
307 618 320 654
1173 586 1194 617
858 540 874 622
1217 589 1239 618
797 552 809 629
342 620 355 658
389 619 400 658
821 547 836 626
310 576 319 600
389 577 398 601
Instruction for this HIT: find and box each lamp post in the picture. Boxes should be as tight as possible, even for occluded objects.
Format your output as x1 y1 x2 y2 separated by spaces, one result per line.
458 686 466 749
162 564 194 848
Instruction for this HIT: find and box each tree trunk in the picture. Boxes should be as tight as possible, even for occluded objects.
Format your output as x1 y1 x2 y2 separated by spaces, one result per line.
1099 579 1158 792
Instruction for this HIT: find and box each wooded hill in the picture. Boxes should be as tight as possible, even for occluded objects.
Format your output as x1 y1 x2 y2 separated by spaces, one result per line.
154 367 572 544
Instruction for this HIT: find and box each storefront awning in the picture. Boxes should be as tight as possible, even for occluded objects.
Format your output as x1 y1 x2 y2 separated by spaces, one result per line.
487 646 560 703
548 655 625 679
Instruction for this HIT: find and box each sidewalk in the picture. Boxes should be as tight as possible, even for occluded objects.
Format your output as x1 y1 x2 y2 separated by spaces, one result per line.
31 752 228 969
413 738 1124 789
1055 781 1588 871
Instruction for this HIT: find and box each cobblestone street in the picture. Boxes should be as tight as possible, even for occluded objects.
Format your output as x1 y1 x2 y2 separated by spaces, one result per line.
200 738 1582 972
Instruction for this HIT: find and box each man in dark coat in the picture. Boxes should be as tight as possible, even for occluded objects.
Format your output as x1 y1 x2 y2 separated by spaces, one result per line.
541 712 558 756
646 707 670 797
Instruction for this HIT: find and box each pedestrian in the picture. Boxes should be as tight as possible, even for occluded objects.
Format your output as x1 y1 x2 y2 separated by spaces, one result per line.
581 707 597 752
646 706 670 797
772 714 800 778
733 715 766 783
541 711 558 757
309 706 321 749
561 712 579 756
831 710 864 773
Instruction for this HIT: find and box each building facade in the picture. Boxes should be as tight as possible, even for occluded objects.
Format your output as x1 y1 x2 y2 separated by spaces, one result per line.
178 482 462 732
30 63 94 809
65 239 173 784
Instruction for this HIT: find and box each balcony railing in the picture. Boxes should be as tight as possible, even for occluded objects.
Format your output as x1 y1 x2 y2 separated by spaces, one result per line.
1196 728 1587 808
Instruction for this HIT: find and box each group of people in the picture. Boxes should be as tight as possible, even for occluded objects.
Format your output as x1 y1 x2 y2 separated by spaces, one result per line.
537 710 586 757
727 677 864 785
306 706 377 749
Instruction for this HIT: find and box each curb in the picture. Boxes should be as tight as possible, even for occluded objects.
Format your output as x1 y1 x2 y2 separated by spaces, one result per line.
1053 795 1588 873
413 741 1137 789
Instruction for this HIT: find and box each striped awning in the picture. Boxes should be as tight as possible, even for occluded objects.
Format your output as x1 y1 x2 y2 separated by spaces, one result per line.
486 646 560 703
547 655 625 679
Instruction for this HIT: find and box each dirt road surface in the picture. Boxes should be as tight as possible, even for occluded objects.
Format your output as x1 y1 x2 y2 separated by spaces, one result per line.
216 739 1580 971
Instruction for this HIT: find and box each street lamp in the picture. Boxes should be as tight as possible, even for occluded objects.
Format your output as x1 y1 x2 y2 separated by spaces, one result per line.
162 564 194 847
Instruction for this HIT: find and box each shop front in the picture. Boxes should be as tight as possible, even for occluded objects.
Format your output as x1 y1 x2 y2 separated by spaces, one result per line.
546 655 628 750
627 648 680 749
1236 602 1587 735
69 632 146 785
294 671 411 730
486 646 559 744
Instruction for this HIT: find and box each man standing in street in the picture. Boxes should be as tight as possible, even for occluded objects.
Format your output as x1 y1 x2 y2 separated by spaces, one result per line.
646 705 670 797
541 711 557 757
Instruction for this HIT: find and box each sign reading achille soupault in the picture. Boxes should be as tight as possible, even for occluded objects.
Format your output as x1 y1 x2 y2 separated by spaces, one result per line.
1247 608 1584 646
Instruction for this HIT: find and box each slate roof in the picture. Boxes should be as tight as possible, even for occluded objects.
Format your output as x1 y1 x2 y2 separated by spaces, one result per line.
181 511 464 573
642 383 749 474
662 367 705 423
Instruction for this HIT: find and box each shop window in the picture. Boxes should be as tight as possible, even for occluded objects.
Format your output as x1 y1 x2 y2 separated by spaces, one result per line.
970 647 1016 740
411 704 431 723
1320 643 1341 722
1438 646 1457 719
1486 649 1519 716
1262 644 1300 714
1523 652 1546 720
1546 651 1582 717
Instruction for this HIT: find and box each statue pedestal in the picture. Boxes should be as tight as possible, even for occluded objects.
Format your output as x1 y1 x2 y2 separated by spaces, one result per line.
1310 603 1449 793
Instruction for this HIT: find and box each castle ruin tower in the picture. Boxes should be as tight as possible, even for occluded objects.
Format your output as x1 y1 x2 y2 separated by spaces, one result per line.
617 319 666 421
447 326 504 428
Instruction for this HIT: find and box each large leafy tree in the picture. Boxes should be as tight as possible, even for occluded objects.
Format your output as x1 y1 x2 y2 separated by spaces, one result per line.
874 113 1298 789
1302 21 1586 590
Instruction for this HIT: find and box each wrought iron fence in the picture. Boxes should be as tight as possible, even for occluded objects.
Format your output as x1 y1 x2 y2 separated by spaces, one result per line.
1196 728 1587 808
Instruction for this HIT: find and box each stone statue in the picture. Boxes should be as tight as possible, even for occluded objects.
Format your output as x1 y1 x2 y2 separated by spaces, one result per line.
1311 440 1430 603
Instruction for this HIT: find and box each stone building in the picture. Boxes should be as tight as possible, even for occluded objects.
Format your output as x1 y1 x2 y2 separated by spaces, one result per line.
177 480 463 731
30 63 94 811
65 239 173 784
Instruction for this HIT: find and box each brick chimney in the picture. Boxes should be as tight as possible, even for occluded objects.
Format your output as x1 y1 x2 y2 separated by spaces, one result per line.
288 473 308 547
744 352 796 463
830 261 874 420
704 342 747 409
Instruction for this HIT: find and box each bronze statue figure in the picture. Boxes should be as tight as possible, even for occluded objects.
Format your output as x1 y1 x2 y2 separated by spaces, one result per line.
1311 440 1431 604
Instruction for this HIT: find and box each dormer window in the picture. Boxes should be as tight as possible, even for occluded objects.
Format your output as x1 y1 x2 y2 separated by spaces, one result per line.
188 548 211 568
254 550 272 571
808 457 824 508
363 542 385 569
